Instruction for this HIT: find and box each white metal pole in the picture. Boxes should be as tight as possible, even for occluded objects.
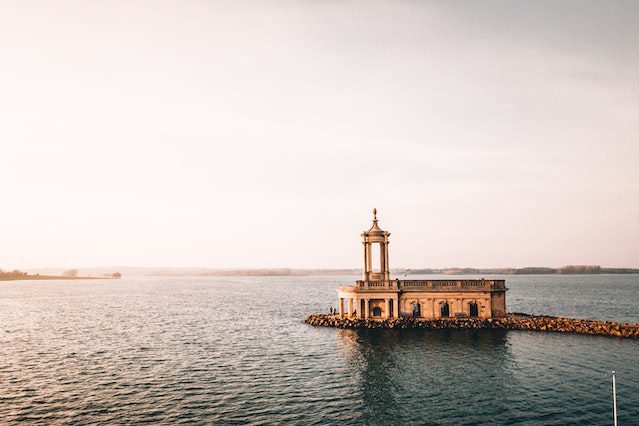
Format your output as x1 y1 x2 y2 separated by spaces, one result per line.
612 370 618 426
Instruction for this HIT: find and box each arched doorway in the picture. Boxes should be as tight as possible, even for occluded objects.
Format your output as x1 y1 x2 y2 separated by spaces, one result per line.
440 302 450 318
373 307 382 317
469 302 478 317
411 302 421 317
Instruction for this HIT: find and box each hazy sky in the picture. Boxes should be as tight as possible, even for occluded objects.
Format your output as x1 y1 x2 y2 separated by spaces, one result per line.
1 0 638 269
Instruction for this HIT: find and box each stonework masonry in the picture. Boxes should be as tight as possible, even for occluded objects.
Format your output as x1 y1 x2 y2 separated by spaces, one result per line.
305 314 639 339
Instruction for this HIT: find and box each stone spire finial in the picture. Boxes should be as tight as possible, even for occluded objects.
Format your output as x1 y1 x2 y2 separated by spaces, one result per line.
364 207 388 235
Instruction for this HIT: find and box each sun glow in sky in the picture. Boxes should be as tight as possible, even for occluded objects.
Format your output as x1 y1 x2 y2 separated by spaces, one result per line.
1 0 638 269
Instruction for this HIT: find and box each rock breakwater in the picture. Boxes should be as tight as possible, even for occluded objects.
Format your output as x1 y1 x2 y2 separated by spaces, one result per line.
304 314 639 339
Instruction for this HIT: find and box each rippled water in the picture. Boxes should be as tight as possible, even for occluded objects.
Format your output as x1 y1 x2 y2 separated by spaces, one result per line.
1 275 638 424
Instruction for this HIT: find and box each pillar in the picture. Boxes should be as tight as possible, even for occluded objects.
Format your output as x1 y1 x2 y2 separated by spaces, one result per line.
364 299 370 319
348 298 354 318
339 298 344 318
362 243 368 281
394 298 400 318
383 242 390 281
386 243 390 276
385 299 390 319
356 299 362 319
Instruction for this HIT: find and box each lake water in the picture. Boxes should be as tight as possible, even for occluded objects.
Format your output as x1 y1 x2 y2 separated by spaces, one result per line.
1 274 638 424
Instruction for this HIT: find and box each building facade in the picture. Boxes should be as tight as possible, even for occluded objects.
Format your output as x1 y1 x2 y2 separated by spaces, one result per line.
337 210 507 320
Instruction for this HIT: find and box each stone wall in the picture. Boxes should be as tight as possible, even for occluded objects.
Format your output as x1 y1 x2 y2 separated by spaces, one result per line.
304 314 639 339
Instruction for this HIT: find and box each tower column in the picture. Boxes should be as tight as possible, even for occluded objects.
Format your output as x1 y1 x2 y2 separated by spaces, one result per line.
362 243 368 281
380 242 386 280
361 208 390 284
384 242 390 281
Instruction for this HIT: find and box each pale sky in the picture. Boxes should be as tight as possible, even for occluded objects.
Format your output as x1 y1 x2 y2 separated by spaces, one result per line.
1 0 638 269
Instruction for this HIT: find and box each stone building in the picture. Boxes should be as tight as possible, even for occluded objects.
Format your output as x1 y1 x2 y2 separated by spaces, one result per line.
337 209 507 320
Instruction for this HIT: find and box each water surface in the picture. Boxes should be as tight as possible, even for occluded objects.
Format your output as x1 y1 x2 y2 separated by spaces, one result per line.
1 275 637 424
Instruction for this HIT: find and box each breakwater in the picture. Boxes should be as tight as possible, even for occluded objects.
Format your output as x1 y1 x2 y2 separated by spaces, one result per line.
305 314 639 339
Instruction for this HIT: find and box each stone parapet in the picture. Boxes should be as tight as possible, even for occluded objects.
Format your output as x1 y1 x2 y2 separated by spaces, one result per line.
304 314 639 339
352 279 507 292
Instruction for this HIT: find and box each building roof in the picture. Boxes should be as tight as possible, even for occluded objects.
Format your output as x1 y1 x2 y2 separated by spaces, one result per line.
363 208 390 236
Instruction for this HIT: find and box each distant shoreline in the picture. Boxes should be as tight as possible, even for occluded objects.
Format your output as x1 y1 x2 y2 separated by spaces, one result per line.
0 275 109 281
405 267 639 276
6 266 639 279
148 266 639 277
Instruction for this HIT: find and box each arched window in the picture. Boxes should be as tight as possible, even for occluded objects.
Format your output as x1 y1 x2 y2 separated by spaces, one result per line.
373 307 382 317
411 302 421 317
469 302 479 317
440 302 450 318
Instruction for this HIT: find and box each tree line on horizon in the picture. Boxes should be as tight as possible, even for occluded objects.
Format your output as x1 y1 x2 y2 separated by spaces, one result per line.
0 268 122 279
407 265 639 275
149 265 639 276
0 269 29 278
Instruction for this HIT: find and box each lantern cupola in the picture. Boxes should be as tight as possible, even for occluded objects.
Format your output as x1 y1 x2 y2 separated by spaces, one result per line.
361 208 391 283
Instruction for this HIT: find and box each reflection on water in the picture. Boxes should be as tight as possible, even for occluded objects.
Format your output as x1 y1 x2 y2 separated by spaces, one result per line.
339 329 519 424
335 327 639 425
0 275 637 424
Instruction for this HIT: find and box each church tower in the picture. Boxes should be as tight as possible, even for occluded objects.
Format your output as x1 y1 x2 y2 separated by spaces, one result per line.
361 208 391 283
